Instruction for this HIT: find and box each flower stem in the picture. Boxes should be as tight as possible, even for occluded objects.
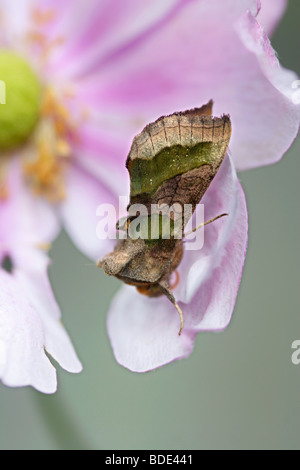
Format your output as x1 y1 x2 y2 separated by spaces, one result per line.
34 390 94 450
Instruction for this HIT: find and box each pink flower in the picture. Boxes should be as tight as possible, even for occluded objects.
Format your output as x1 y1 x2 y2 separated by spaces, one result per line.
0 0 298 384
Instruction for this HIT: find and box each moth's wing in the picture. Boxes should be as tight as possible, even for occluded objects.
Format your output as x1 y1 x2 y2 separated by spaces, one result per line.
126 101 231 227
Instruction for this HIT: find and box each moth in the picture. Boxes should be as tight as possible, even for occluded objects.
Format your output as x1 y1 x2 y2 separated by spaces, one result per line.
98 101 231 335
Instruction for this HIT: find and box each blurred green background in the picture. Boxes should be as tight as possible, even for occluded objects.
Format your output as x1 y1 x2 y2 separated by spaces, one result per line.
1 1 300 451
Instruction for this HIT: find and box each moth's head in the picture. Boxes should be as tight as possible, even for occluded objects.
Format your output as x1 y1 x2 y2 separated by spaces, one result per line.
97 247 129 278
97 238 145 279
97 235 171 287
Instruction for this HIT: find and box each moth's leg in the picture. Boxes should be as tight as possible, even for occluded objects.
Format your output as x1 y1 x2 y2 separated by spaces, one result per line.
158 281 184 336
184 213 228 237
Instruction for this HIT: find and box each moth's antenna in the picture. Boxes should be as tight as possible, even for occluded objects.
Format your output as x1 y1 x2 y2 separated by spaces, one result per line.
184 213 228 237
158 281 184 336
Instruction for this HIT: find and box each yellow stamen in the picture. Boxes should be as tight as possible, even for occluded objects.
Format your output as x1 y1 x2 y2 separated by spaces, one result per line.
32 8 56 25
27 8 65 62
23 88 75 203
56 139 71 157
0 159 9 201
26 31 47 46
40 88 57 115
36 242 52 252
24 142 66 202
0 183 8 201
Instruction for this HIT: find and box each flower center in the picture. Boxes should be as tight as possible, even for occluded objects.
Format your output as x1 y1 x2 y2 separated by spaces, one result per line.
0 51 41 151
0 51 76 202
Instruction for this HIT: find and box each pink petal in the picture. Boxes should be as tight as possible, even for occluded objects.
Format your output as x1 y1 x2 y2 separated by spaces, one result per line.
176 154 247 305
258 0 288 36
107 286 196 372
233 9 300 168
75 0 299 171
58 0 260 78
0 161 82 385
0 159 60 254
0 269 57 394
182 163 248 331
46 0 180 78
13 250 82 374
60 164 123 261
72 117 130 196
0 0 33 45
107 155 248 372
